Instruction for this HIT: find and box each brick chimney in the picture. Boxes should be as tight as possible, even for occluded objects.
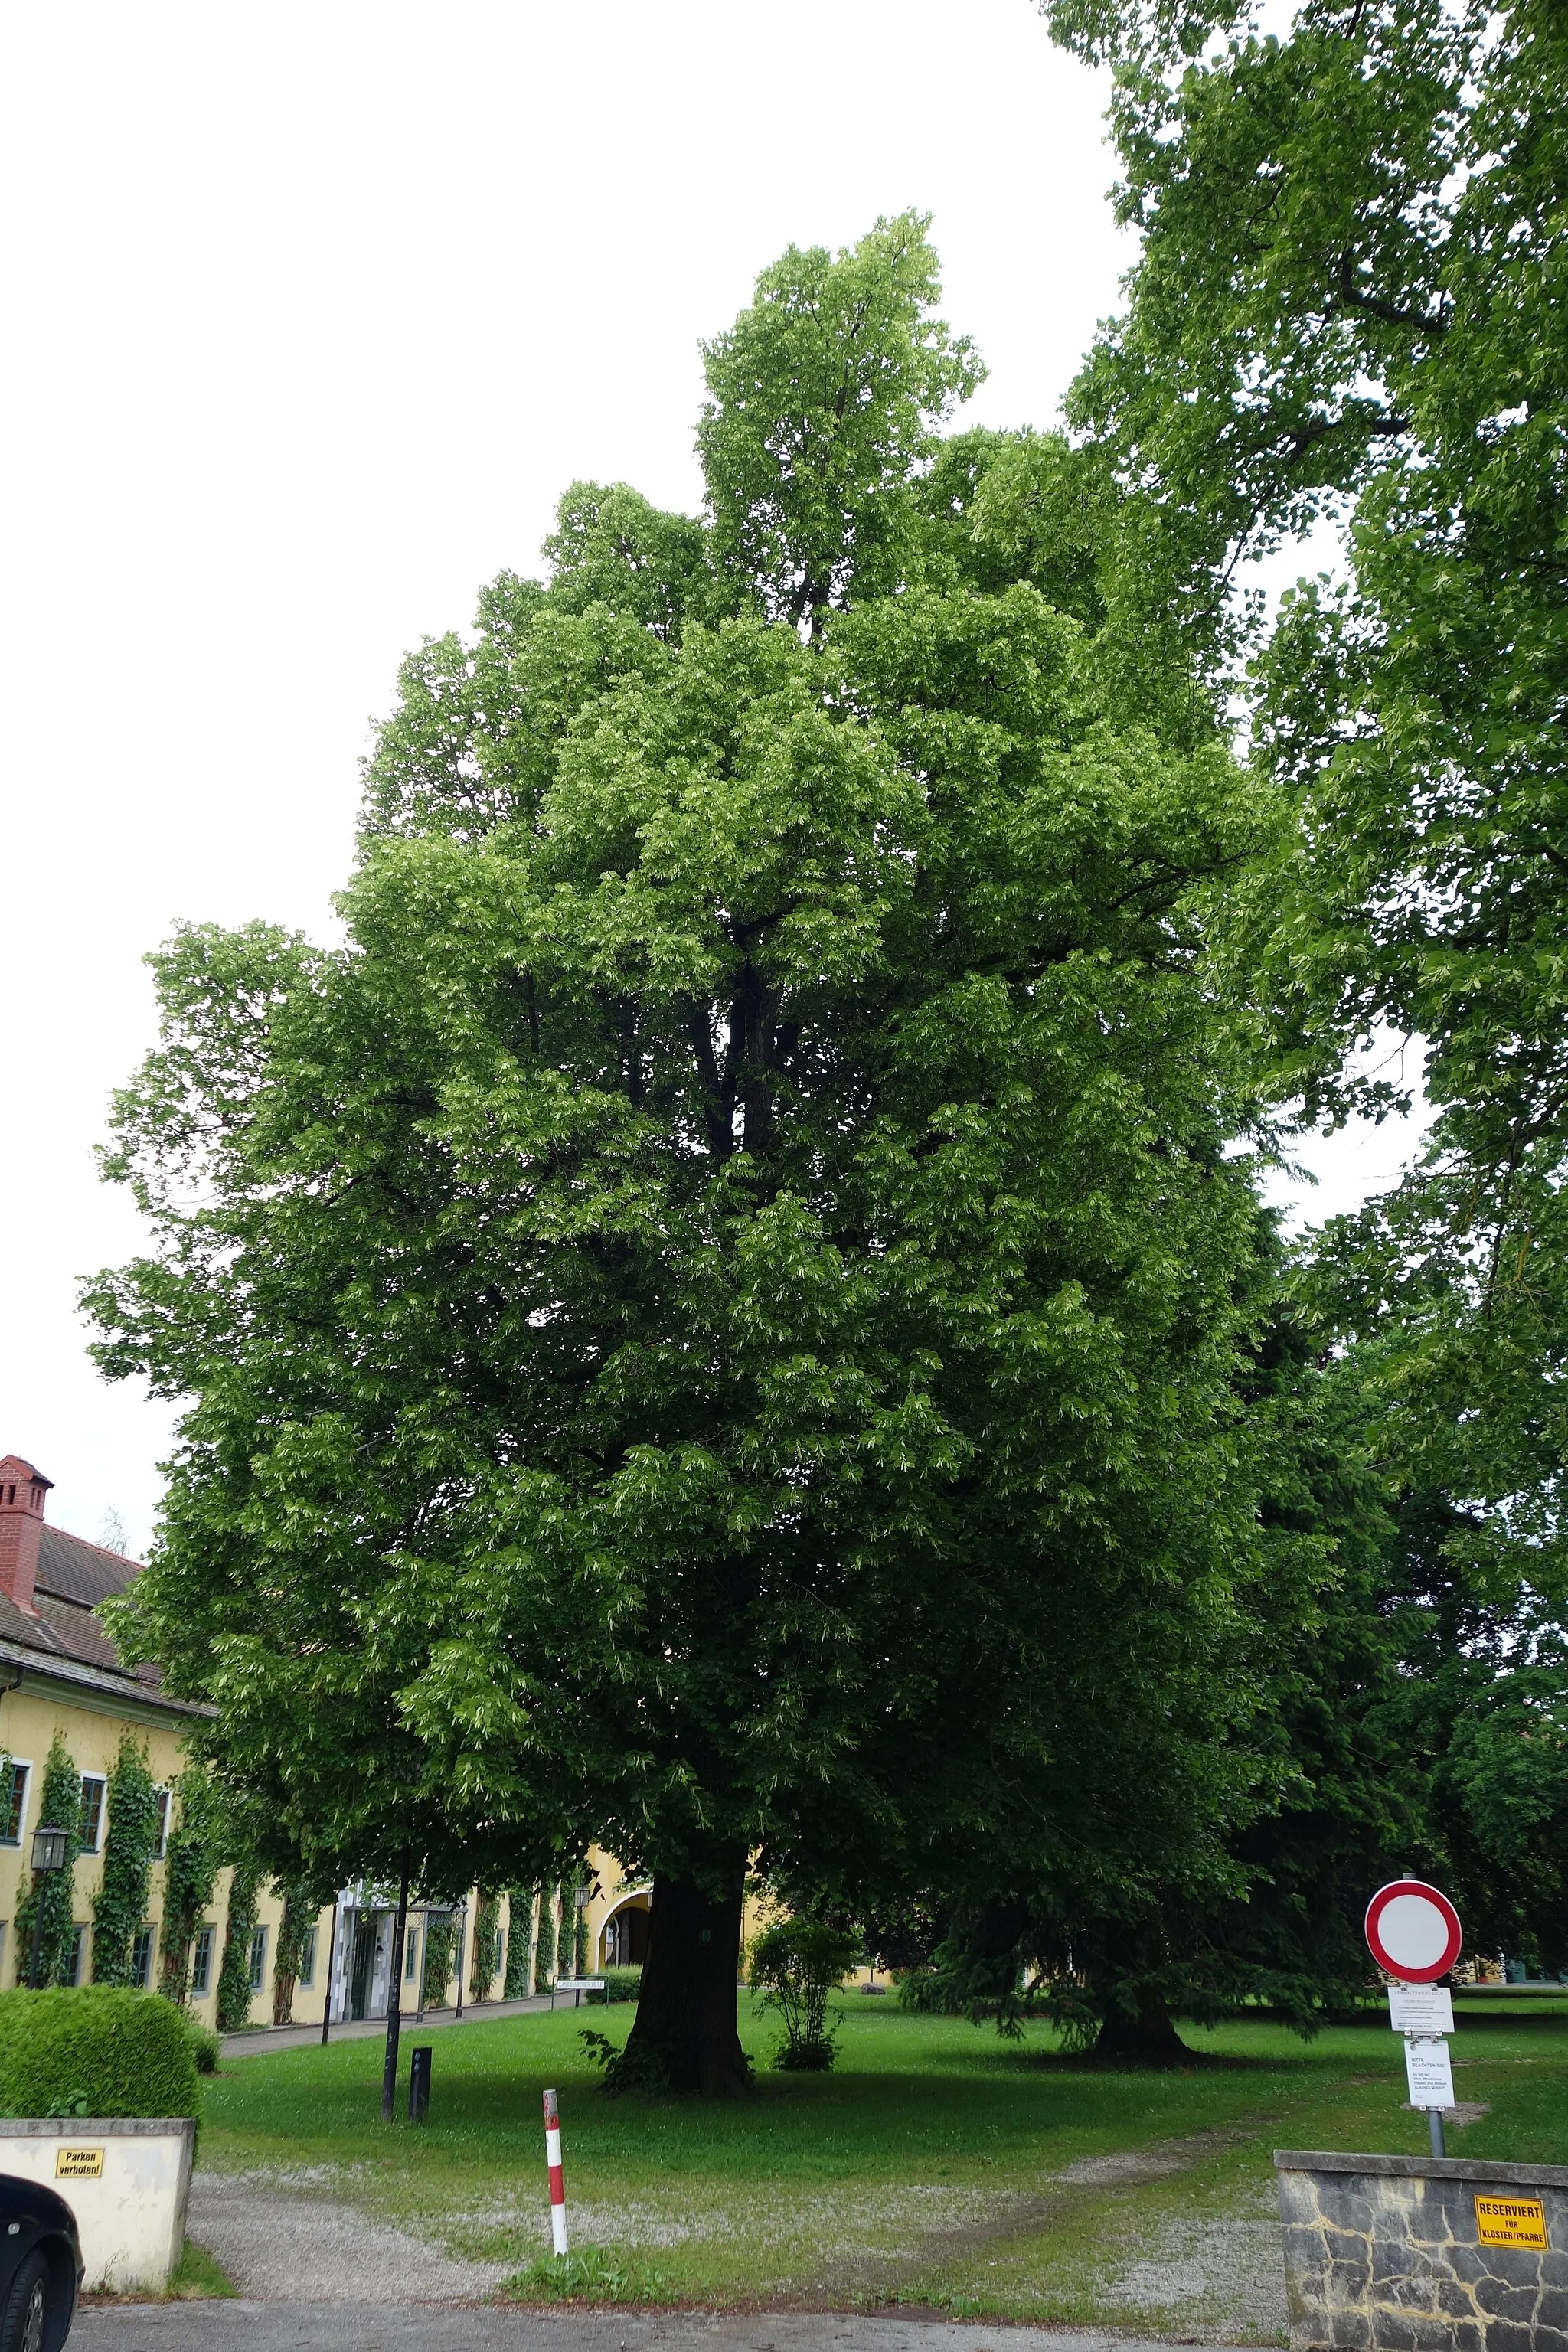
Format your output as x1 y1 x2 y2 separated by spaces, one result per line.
0 1455 52 1615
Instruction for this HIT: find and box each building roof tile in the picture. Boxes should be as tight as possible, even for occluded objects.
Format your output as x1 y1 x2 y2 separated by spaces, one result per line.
2 1524 197 1711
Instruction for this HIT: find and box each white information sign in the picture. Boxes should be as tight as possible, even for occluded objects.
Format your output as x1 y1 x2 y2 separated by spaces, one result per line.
1389 1984 1455 2035
1404 2036 1455 2110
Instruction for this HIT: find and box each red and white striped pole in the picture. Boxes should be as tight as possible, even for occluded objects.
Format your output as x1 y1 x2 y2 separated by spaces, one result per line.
543 2086 569 2256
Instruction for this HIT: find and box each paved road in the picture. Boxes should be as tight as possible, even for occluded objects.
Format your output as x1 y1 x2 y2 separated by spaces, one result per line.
77 2308 1250 2352
220 1991 568 2061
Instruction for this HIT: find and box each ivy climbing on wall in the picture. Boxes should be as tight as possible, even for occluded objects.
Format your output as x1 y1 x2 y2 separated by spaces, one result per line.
420 1909 455 2009
15 1738 81 1985
216 1865 261 2033
469 1889 500 2003
91 1735 160 1986
502 1889 535 1998
158 1764 225 2003
272 1880 316 2026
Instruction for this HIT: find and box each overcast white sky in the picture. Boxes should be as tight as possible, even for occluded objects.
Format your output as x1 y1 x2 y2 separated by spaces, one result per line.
0 0 1418 1558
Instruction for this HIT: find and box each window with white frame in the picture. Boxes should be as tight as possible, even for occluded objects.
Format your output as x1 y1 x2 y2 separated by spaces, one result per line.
191 1926 214 1996
247 1925 268 1994
299 1926 318 1988
130 1926 155 1988
77 1775 106 1851
404 1926 419 1983
0 1762 28 1846
152 1788 172 1860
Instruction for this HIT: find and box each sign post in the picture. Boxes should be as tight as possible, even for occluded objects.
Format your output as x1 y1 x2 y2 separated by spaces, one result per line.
1365 1880 1463 2158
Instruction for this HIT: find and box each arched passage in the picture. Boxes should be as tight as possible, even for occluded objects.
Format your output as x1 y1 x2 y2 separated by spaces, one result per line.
599 1891 651 1968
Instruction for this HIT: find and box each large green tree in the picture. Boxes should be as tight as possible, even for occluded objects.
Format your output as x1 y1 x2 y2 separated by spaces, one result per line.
1040 0 1568 1579
877 1332 1568 2047
93 214 1289 2095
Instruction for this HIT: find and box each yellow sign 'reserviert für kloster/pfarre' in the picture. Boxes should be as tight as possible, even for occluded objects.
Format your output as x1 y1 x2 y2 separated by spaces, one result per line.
1475 2195 1549 2249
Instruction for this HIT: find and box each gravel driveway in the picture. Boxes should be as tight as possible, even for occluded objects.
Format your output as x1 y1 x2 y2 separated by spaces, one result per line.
185 2172 511 2301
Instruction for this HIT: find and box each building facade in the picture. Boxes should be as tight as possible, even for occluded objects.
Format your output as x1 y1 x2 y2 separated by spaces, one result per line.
0 1455 661 2027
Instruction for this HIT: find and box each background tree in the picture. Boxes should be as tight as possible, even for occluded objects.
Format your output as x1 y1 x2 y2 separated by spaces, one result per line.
91 214 1301 2096
884 1326 1568 2045
15 1740 82 1985
1040 0 1568 1586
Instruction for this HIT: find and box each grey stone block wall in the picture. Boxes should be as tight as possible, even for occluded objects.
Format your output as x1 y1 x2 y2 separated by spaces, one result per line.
1276 2151 1568 2352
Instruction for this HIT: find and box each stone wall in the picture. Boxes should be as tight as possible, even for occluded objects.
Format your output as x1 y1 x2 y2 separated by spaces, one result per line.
1276 2149 1568 2352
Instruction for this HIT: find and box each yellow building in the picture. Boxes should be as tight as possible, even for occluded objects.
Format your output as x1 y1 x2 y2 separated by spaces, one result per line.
0 1453 694 2029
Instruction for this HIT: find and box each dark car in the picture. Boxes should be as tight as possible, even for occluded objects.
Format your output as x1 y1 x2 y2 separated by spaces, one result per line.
0 2174 80 2352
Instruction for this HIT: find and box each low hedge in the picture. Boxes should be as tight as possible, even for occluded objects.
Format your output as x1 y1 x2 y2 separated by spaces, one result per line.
593 1967 642 2004
0 1988 201 2119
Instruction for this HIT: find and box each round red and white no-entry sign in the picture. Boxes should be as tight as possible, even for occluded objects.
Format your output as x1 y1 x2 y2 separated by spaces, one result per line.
1365 1880 1462 1982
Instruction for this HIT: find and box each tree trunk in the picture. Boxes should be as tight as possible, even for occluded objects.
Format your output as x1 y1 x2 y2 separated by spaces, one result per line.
1093 1990 1190 2066
619 1854 753 2098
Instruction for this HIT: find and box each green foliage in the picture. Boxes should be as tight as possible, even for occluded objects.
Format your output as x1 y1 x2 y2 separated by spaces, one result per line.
186 2021 220 2075
92 1735 161 1987
750 1919 859 2071
272 1879 316 2025
502 1890 535 1998
168 2239 237 2298
555 1878 586 1985
504 2250 672 2305
158 1764 226 2004
0 1988 200 2119
420 1910 456 2009
469 1888 500 2002
15 1740 82 1987
697 210 983 629
579 2024 676 2097
215 1868 260 2034
1045 0 1568 1583
596 1967 642 2005
87 211 1301 2083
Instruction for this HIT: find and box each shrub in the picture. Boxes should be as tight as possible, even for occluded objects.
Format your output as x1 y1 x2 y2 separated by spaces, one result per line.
749 1919 859 2072
594 1967 642 2004
185 2022 220 2076
0 1988 201 2118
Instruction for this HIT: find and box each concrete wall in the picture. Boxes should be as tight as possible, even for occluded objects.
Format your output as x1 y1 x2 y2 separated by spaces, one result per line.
1277 2148 1568 2352
0 2118 193 2292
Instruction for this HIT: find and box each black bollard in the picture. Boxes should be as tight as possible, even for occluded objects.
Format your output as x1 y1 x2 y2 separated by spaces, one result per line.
409 2044 432 2123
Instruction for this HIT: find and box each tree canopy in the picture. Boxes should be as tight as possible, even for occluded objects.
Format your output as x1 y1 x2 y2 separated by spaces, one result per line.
1039 0 1567 1583
91 213 1300 2092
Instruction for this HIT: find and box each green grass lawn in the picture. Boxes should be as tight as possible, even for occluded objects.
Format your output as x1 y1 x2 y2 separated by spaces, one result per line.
196 1994 1568 2337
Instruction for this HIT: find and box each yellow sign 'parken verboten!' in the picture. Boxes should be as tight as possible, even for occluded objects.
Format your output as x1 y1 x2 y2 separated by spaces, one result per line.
55 2148 105 2180
1475 2195 1548 2249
